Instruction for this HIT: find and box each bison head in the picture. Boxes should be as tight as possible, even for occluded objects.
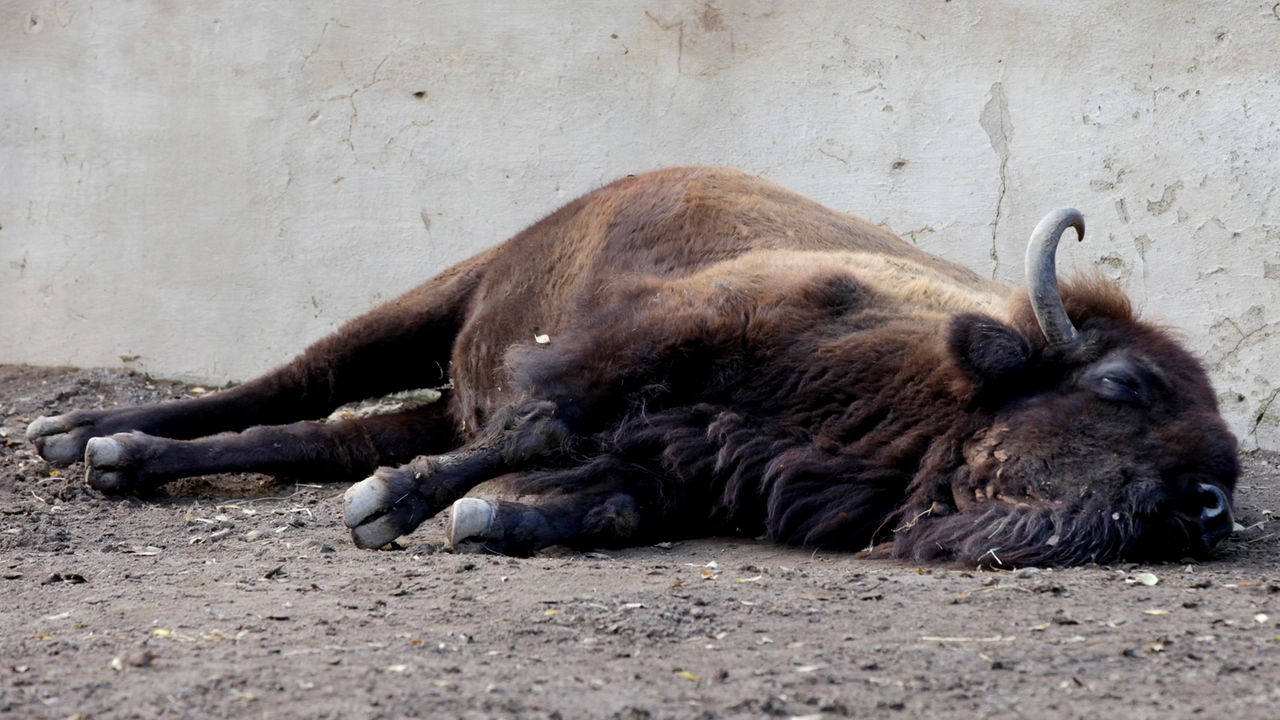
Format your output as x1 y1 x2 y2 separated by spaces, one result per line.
895 210 1239 567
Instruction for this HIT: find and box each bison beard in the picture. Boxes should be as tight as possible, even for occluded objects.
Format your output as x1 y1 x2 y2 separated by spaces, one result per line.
25 167 1238 567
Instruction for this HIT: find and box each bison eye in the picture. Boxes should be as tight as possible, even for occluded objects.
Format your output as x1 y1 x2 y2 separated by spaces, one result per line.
1096 374 1145 404
1080 355 1151 407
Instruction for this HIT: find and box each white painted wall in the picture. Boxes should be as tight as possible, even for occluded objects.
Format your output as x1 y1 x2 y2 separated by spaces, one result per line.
3 1 1278 449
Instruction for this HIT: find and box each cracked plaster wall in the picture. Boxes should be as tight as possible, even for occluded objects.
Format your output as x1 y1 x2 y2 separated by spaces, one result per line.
2 1 1279 449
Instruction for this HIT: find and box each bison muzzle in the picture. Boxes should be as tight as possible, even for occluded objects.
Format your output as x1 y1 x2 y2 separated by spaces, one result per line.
27 167 1238 567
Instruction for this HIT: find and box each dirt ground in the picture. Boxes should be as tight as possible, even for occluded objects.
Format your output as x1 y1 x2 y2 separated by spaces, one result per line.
2 365 1280 720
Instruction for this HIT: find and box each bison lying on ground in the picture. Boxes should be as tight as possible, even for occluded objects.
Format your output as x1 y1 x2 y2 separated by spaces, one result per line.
27 167 1237 566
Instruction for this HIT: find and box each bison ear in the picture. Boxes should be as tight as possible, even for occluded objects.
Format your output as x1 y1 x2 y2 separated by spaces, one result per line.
948 313 1034 382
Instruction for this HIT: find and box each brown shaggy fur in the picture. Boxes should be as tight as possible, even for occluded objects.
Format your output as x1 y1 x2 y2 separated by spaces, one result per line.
28 167 1238 566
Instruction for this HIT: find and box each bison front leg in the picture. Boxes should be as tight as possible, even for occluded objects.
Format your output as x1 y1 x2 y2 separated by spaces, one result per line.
343 400 571 548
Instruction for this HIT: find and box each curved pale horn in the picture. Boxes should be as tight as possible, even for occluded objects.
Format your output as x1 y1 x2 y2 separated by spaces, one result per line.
1024 208 1085 347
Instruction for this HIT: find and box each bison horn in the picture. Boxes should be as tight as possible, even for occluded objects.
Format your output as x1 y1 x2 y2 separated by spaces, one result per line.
1025 208 1085 347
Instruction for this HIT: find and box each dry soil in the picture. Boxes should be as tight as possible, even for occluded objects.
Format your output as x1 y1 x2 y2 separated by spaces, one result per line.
3 365 1280 719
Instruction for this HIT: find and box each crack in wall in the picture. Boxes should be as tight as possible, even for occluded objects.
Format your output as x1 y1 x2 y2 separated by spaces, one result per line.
1217 316 1268 367
300 21 330 68
329 51 398 154
1209 307 1272 369
980 82 1012 279
1252 387 1280 440
817 147 849 166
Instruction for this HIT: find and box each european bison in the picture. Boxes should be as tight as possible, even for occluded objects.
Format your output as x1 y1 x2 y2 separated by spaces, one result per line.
27 167 1237 566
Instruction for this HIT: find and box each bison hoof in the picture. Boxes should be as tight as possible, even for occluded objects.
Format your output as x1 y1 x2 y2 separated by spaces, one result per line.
447 498 499 550
26 415 93 466
343 468 433 549
84 435 140 494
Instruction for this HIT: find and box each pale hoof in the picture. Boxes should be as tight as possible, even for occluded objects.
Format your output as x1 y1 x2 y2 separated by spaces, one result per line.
25 415 68 441
26 415 86 466
85 435 125 466
447 498 498 548
343 469 432 549
84 435 137 493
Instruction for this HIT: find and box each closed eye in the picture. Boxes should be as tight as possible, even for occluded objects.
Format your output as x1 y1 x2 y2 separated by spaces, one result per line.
1081 355 1152 407
1098 374 1145 403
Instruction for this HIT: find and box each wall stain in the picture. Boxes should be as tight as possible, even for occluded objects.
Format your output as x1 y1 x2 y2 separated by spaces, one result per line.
646 3 735 77
1095 253 1131 282
1133 234 1151 261
1115 198 1129 224
1146 181 1182 216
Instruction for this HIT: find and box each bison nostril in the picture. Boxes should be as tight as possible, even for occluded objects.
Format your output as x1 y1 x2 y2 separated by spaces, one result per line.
1198 482 1228 520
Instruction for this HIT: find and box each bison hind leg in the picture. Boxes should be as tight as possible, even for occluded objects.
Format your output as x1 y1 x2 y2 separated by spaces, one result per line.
445 491 643 557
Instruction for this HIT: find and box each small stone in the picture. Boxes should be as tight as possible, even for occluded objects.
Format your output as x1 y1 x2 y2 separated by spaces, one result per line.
128 650 156 668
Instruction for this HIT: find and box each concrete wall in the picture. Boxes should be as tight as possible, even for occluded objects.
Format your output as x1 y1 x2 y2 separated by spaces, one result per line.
3 1 1278 449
